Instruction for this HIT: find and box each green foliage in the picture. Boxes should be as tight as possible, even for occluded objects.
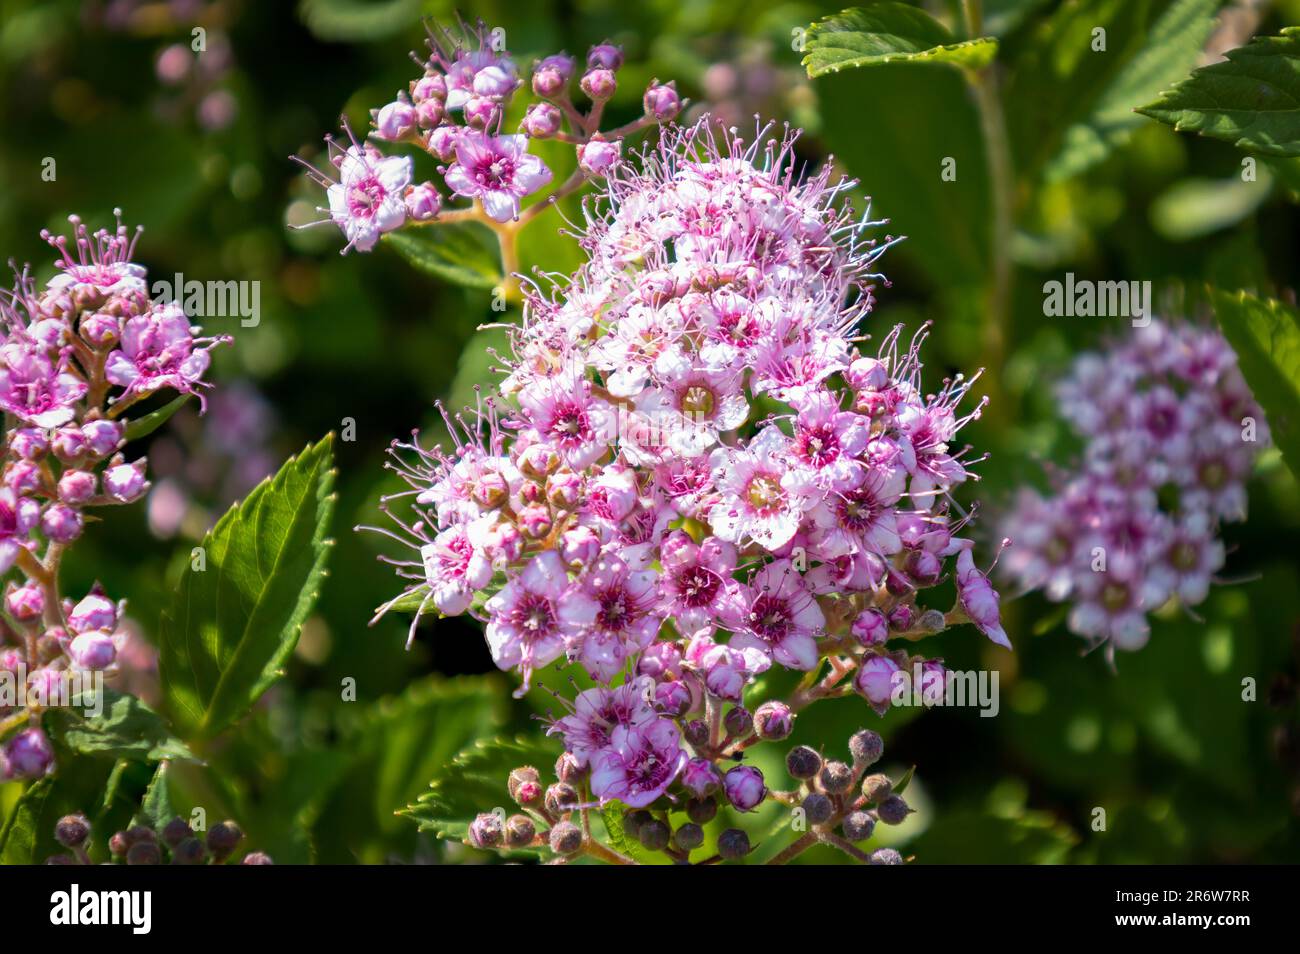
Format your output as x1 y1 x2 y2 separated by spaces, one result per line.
383 225 504 291
158 434 337 740
1208 290 1300 476
123 394 193 443
1140 26 1300 156
401 733 559 852
801 4 997 77
44 690 193 763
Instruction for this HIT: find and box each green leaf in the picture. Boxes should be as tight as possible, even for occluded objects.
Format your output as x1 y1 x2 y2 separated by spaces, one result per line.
401 733 559 851
123 393 191 442
1207 290 1300 476
1046 0 1221 180
801 4 997 77
383 224 503 291
812 62 990 284
1139 26 1300 157
1149 171 1273 240
139 762 176 831
159 434 337 739
44 689 193 763
297 0 422 41
0 778 52 864
1007 0 1168 181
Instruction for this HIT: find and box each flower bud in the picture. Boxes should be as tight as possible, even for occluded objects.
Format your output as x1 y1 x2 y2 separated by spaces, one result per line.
723 765 766 812
546 470 583 510
517 503 552 540
415 97 445 128
412 73 446 104
5 728 54 779
6 582 44 621
654 678 691 716
5 460 43 495
468 812 504 849
104 461 148 503
717 827 750 860
673 822 704 852
68 631 116 670
753 700 794 740
802 792 834 826
82 419 125 458
206 821 243 861
473 64 517 99
846 356 889 391
681 757 722 799
637 818 670 851
842 811 876 842
819 760 853 794
545 782 579 816
577 137 621 177
686 797 717 825
851 607 888 646
508 766 542 805
374 100 415 141
558 525 600 568
548 820 583 855
849 729 884 768
126 841 161 865
404 182 442 221
877 794 911 825
861 773 893 803
173 837 206 864
855 655 901 707
723 704 751 739
69 588 117 633
904 548 942 586
55 814 90 848
242 851 274 865
51 427 87 463
463 96 500 129
505 814 536 848
10 428 47 460
531 55 574 98
580 68 616 102
683 719 710 749
586 43 623 71
887 602 915 630
521 102 562 139
428 125 460 162
555 751 587 784
642 81 680 121
871 847 904 865
161 817 193 849
785 744 821 780
80 312 121 348
58 470 96 505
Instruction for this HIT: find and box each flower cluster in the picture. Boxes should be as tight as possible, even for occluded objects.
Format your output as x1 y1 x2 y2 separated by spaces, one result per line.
467 728 907 864
369 119 1006 862
296 18 682 252
46 812 270 865
0 212 228 780
1000 320 1267 653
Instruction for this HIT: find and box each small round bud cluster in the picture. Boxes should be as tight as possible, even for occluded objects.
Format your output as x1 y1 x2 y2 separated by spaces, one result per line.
298 21 682 248
46 814 268 865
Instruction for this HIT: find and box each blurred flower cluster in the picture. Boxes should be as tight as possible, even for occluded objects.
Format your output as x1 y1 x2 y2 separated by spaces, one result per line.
46 811 269 865
297 18 683 253
369 119 1008 862
1001 321 1268 654
0 212 228 780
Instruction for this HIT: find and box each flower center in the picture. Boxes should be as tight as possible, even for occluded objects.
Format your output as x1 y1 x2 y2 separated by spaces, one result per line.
749 594 791 642
679 385 715 417
745 474 783 513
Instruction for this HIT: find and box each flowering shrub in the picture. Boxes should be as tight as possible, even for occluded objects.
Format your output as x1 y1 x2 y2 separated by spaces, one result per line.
373 120 1009 862
1001 321 1268 655
0 213 227 782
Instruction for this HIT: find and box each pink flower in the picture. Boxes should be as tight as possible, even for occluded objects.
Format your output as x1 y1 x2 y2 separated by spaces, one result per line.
104 304 229 407
549 678 657 767
956 547 1011 649
326 145 412 252
731 559 824 671
0 487 39 573
517 367 611 470
590 718 687 808
484 550 597 693
708 426 809 551
421 524 492 616
0 342 86 428
809 465 906 558
42 212 147 299
657 531 744 640
573 554 661 682
855 655 901 713
444 132 552 223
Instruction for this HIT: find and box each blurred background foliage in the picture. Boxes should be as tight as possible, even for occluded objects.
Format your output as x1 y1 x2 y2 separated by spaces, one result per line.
1 0 1298 863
